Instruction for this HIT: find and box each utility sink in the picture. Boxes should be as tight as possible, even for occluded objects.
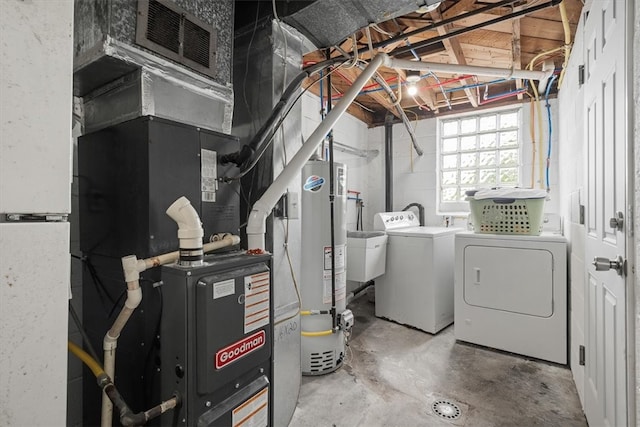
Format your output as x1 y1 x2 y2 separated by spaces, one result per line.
346 230 387 282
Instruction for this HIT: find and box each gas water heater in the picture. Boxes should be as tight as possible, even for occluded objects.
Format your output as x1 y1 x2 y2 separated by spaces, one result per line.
300 160 354 375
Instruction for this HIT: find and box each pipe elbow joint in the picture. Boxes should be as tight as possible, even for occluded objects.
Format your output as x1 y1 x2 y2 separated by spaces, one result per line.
122 255 141 283
103 333 119 351
124 287 143 310
227 235 241 246
379 52 391 67
120 412 146 427
166 197 204 246
246 205 268 236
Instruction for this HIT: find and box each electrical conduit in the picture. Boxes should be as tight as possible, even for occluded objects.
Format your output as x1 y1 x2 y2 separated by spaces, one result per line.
558 1 572 87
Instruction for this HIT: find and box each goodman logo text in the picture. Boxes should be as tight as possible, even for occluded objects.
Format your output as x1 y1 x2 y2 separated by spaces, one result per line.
215 330 265 369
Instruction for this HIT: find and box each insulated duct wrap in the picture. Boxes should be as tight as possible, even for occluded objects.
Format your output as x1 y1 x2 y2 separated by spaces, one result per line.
282 0 443 48
73 0 234 134
232 19 307 426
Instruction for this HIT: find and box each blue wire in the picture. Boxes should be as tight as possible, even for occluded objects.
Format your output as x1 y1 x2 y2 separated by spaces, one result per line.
443 78 508 93
404 39 421 61
544 74 558 191
428 72 452 109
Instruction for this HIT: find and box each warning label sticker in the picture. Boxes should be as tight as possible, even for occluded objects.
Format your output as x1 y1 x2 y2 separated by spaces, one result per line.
244 272 270 334
232 387 268 427
323 245 345 271
213 279 235 299
323 270 346 304
201 149 217 202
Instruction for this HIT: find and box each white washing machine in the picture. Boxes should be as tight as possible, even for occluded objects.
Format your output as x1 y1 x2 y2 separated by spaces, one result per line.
373 212 461 334
455 231 567 364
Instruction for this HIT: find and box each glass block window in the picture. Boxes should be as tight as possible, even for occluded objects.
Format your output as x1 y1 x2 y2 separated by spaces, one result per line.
437 108 521 213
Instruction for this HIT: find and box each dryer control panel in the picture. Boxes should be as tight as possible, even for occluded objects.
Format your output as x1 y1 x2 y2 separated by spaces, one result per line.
373 211 420 230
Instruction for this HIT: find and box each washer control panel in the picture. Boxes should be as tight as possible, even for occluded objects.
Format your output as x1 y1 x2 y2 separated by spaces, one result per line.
373 211 420 230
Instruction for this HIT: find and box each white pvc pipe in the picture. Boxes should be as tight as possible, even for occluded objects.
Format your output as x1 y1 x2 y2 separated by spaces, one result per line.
100 197 239 427
166 196 204 251
246 53 390 250
102 255 142 427
389 58 553 81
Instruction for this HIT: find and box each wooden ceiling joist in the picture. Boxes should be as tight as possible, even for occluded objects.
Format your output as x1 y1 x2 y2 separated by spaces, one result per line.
441 0 478 20
453 15 575 40
429 8 478 107
337 66 402 118
301 0 583 126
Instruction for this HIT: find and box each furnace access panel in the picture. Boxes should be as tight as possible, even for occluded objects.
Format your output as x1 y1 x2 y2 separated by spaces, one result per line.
160 252 272 427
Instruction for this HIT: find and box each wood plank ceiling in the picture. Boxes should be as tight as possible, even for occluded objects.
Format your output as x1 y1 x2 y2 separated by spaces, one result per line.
301 0 584 127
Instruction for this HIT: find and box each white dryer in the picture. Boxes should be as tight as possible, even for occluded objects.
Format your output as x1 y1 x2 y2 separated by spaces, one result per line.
455 231 567 364
374 212 461 334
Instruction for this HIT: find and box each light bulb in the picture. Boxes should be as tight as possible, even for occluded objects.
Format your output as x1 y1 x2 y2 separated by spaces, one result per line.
407 83 418 96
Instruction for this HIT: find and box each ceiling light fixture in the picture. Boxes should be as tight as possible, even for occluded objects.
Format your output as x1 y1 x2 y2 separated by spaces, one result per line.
406 70 420 96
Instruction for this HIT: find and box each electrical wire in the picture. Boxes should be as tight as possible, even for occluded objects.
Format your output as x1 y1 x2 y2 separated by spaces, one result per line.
272 0 288 89
557 0 572 87
365 27 375 58
143 285 163 409
68 301 101 364
242 1 262 135
529 96 537 188
84 257 118 315
391 71 403 106
224 60 348 181
544 74 558 191
428 72 452 110
371 23 394 36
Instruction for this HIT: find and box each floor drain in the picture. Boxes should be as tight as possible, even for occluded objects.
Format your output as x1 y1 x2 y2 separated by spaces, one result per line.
431 400 462 420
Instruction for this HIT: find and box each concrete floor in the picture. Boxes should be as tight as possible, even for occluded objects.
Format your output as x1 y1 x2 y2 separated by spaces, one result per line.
289 292 587 427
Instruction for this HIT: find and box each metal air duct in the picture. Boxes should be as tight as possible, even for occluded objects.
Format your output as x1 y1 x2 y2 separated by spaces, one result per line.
282 0 443 48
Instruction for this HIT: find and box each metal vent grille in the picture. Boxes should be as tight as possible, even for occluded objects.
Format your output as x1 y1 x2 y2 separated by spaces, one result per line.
147 0 180 54
309 350 335 373
183 18 210 68
136 0 217 78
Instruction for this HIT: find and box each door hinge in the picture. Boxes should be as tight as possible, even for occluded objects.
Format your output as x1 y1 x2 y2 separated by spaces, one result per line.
579 345 586 366
578 65 585 85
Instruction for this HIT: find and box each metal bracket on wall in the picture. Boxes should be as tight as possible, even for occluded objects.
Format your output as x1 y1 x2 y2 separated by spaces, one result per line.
4 213 68 223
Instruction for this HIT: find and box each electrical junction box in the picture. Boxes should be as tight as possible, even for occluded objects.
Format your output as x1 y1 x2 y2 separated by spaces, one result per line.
160 251 273 426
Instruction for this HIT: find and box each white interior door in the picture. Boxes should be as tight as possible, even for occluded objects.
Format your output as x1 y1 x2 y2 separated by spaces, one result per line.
583 0 629 425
